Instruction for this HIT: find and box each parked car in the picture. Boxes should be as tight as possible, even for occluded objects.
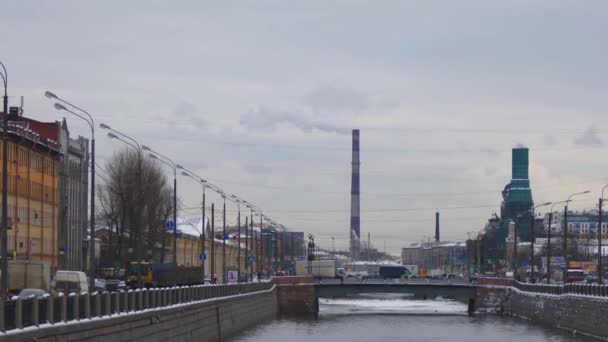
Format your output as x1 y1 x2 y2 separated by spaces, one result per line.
18 288 47 299
52 270 89 294
94 278 106 291
565 269 586 283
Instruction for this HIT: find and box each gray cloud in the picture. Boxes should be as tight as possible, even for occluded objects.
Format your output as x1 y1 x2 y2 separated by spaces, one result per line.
304 85 370 114
574 126 603 147
163 102 207 131
240 106 349 134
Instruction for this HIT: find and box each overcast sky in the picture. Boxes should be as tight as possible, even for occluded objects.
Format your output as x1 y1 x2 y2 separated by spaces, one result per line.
2 1 607 254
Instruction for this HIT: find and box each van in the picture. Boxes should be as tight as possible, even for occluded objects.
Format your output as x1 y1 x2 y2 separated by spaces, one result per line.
53 271 89 294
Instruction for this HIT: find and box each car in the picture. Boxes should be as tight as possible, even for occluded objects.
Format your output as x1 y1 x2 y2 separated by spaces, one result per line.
18 288 47 299
104 279 122 291
94 278 106 291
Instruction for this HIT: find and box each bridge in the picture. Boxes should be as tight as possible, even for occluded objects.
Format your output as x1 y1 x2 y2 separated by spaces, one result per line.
314 278 477 311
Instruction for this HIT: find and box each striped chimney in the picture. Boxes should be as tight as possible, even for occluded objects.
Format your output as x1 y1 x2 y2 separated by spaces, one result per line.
350 129 361 259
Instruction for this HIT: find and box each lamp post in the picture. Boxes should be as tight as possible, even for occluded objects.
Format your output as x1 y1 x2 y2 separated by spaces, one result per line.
1 60 9 298
599 184 608 284
208 186 227 283
99 123 144 288
230 195 242 283
48 96 96 289
142 146 177 269
563 191 591 282
243 200 262 279
530 202 551 281
178 167 208 283
547 200 569 284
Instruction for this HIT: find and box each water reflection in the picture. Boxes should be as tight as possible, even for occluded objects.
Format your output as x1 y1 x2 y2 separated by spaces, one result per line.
231 296 599 342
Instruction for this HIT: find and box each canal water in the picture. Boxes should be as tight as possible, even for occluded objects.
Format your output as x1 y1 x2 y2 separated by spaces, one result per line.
231 294 600 342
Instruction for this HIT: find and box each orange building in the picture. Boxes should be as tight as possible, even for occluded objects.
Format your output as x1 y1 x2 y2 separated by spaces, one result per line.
1 114 61 271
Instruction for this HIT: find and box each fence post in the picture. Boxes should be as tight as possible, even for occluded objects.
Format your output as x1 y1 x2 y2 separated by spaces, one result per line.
84 293 91 319
95 293 102 318
15 298 23 329
123 291 128 312
130 291 136 312
47 294 54 324
103 292 110 316
0 298 5 332
61 294 67 322
143 288 149 309
74 293 80 321
137 289 143 311
33 297 39 327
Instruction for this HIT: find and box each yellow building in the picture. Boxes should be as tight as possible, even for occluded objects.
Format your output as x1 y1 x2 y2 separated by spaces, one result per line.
1 116 61 271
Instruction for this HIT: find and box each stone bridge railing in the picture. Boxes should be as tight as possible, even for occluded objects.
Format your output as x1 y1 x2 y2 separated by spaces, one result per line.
0 282 273 333
513 281 608 297
316 278 471 285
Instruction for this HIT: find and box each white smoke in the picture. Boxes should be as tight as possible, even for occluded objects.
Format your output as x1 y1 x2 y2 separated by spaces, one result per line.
240 105 350 134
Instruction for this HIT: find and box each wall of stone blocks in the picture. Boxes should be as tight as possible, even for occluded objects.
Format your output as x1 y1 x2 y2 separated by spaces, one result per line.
506 289 608 340
3 288 278 342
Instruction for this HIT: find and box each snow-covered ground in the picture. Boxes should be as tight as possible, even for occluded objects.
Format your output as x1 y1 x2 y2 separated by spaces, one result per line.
319 296 468 315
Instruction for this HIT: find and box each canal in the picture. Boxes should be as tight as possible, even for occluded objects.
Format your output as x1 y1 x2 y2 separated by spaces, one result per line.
231 295 600 341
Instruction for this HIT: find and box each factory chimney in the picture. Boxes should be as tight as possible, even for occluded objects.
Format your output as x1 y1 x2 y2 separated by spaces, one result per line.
350 129 361 259
435 212 440 242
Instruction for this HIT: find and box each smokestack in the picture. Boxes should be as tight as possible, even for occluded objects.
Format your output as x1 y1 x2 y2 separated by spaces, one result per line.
350 129 361 259
435 212 440 242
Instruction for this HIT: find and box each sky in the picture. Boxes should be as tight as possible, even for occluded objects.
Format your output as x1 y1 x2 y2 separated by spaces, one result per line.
2 0 607 254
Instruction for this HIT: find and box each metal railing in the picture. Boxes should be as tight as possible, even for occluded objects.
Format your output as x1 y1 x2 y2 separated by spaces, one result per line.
513 281 608 297
316 278 471 285
0 282 273 332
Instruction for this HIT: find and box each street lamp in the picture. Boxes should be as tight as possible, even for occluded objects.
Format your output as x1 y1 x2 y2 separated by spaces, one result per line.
49 94 97 290
530 202 551 281
0 60 9 298
547 200 569 284
230 195 242 283
598 184 608 284
143 146 178 272
243 200 262 275
563 190 591 282
99 123 144 288
178 167 208 284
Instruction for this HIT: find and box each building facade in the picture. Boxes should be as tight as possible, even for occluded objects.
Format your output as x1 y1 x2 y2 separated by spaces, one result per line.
2 113 61 271
58 119 89 270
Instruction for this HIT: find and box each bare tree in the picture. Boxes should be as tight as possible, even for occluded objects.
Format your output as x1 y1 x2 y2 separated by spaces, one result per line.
97 148 173 268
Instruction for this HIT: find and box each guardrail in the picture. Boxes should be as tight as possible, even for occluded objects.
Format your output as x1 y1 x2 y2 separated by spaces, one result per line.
513 281 608 297
316 278 471 285
0 282 273 333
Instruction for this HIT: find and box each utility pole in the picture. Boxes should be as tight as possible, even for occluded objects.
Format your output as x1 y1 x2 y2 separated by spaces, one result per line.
563 204 568 282
599 196 604 284
222 196 226 283
211 203 215 283
367 232 371 261
547 211 553 284
1 61 9 298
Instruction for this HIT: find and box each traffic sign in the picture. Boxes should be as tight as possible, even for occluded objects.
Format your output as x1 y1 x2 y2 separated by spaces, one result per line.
165 220 175 230
248 256 255 264
200 253 207 261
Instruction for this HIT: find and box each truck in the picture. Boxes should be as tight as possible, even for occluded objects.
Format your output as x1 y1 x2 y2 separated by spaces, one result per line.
403 265 419 276
126 262 203 287
7 260 51 293
296 259 344 279
379 265 416 279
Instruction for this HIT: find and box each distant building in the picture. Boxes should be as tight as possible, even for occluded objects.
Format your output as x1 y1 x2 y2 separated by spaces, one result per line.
58 119 89 271
401 241 467 275
543 211 608 237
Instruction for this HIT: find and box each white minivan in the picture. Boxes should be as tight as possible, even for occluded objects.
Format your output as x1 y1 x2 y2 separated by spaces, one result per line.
52 271 89 294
